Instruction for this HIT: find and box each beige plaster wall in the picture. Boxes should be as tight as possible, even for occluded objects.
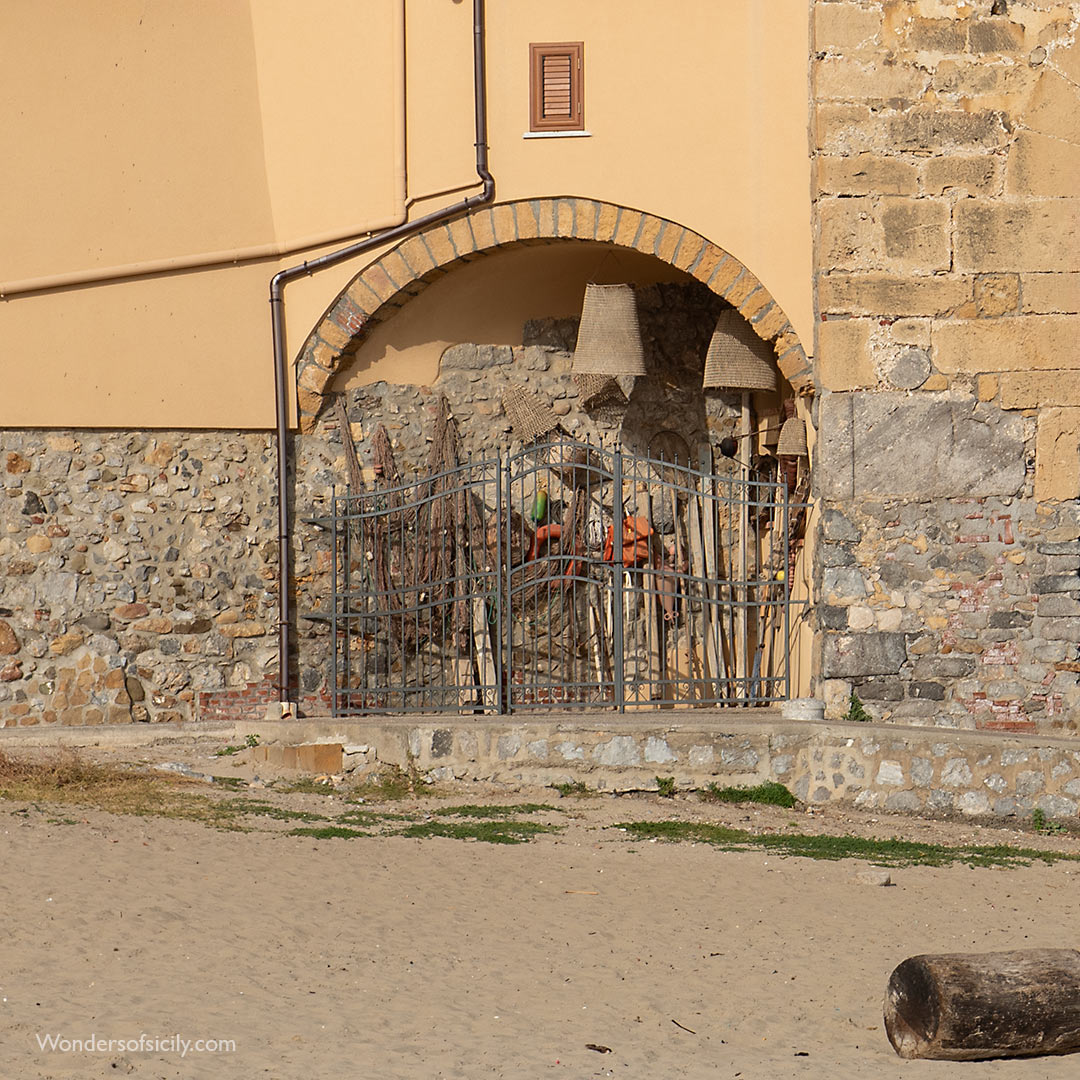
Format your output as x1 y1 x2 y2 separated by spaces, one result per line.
0 0 812 429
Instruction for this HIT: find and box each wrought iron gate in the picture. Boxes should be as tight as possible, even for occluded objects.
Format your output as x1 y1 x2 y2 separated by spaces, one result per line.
327 439 803 715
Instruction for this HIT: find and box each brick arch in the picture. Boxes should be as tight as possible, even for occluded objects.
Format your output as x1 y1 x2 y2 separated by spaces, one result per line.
295 197 811 431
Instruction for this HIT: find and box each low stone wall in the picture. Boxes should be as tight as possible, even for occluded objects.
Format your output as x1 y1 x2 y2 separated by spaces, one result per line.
236 714 1079 820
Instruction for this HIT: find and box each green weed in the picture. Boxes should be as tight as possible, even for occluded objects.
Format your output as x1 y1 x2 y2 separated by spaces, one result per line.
842 692 872 722
1031 807 1067 835
655 777 677 798
700 781 796 808
215 734 260 757
552 781 593 798
354 762 429 801
216 799 328 824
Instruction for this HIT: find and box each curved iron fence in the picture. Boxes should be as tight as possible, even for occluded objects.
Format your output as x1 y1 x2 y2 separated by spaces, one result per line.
325 439 807 714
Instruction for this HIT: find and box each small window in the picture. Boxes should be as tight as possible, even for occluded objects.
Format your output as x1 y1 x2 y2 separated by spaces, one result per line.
529 42 584 132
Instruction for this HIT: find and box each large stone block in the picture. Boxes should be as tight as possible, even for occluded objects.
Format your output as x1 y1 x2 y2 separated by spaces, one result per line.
822 633 907 678
920 155 997 196
814 57 928 101
967 19 1025 54
999 371 1080 410
850 394 1025 498
1035 408 1080 502
815 104 877 154
814 2 881 51
818 318 875 390
886 108 1008 152
817 272 971 316
817 197 882 269
933 316 1079 374
1024 69 1080 145
1006 132 1080 198
880 197 951 271
816 153 918 196
903 17 967 54
816 392 854 500
1021 273 1080 315
955 201 1080 273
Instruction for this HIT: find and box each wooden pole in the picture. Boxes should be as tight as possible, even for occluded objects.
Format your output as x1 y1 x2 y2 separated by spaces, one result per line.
735 391 752 700
884 949 1080 1061
686 488 718 701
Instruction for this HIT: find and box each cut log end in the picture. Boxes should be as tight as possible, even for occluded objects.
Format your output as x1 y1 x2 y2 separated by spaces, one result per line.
884 956 941 1058
884 949 1080 1061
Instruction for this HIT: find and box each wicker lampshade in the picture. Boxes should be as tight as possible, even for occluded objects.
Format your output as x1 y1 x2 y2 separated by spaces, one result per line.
571 283 646 376
702 309 778 391
502 386 560 441
776 416 808 458
573 371 625 406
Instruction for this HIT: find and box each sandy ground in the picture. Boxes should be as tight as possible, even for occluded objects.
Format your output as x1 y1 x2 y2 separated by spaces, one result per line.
1 742 1079 1079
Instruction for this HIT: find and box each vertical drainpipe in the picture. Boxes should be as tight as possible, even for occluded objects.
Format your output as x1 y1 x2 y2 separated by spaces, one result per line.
268 0 493 710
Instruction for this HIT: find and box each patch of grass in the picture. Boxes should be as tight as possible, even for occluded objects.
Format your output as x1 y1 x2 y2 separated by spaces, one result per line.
336 808 415 826
552 781 593 798
270 776 336 796
209 775 247 790
288 825 370 840
655 777 677 798
0 749 177 816
354 763 429 801
436 803 558 818
215 734 260 757
613 820 1080 869
216 799 328 823
700 781 797 808
396 820 561 845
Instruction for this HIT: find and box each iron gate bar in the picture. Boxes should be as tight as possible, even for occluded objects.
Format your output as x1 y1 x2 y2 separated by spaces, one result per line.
328 438 807 716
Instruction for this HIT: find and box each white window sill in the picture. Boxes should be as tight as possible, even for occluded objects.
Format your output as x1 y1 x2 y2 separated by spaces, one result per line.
522 130 592 139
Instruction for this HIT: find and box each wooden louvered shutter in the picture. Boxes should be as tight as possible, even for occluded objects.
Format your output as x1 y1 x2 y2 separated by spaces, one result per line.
529 43 584 132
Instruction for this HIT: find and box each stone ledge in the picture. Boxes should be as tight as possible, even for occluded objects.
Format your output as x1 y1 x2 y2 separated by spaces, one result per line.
7 714 1075 819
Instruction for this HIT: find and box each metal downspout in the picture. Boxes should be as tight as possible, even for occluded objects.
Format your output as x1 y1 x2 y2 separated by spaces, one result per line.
269 0 493 708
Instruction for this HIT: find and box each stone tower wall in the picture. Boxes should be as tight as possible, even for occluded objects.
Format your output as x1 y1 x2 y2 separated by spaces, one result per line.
811 0 1080 728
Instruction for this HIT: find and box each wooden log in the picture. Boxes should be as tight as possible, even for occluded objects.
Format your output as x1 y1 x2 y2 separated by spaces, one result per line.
884 949 1080 1061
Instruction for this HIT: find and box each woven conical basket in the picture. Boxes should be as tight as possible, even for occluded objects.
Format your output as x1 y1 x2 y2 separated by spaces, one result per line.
503 386 560 441
571 283 646 376
573 371 623 406
702 309 778 391
776 416 808 457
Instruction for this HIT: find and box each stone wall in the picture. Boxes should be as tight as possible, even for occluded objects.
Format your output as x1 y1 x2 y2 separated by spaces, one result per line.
0 431 334 727
810 0 1080 728
306 715 1080 820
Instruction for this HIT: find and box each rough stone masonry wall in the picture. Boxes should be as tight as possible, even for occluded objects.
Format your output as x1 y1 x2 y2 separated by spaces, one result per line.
0 432 340 727
811 0 1080 729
